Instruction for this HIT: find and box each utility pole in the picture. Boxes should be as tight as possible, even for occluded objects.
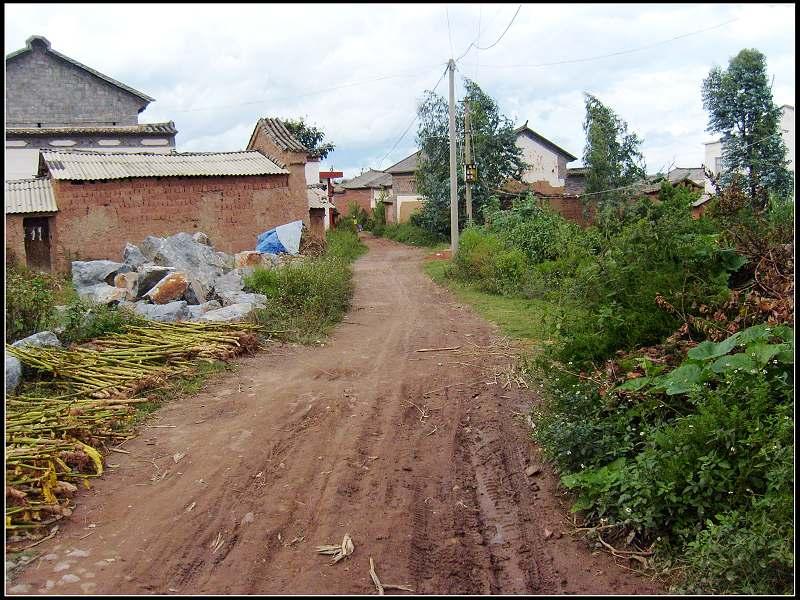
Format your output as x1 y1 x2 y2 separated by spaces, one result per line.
464 102 473 225
447 58 459 255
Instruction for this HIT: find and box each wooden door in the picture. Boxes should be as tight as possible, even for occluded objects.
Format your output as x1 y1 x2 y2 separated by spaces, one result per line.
23 217 52 272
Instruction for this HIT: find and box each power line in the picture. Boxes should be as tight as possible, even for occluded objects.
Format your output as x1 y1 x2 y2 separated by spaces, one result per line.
455 4 522 63
473 18 738 69
376 64 450 169
154 64 445 113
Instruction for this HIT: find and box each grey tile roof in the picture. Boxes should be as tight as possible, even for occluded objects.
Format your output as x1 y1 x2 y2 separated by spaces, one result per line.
6 36 154 103
254 118 308 153
341 169 392 189
385 151 420 174
40 149 288 181
514 123 577 162
5 177 58 214
667 167 705 186
6 122 178 136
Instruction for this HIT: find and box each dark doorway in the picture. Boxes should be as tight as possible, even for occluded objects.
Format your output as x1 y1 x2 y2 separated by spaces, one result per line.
23 217 52 272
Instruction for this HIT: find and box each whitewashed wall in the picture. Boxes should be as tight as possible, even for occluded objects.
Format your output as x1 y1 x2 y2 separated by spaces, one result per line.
515 134 563 187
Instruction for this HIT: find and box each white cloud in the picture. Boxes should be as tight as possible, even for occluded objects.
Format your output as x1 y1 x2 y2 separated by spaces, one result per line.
5 3 795 178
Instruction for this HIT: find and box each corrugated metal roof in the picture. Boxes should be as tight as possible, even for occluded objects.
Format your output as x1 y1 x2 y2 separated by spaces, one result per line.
385 150 420 174
257 118 308 153
6 36 154 103
342 169 392 189
5 178 58 214
307 186 332 209
41 149 289 180
7 122 177 136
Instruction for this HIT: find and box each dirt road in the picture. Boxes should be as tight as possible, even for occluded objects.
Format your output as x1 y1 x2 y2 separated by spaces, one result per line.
9 236 661 595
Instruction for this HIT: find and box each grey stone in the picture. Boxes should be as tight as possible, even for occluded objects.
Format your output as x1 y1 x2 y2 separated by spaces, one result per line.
113 271 139 299
192 232 211 245
76 283 128 305
6 355 22 394
184 279 209 305
12 331 61 348
217 290 267 308
198 303 254 322
186 300 222 320
138 233 232 294
72 260 130 288
136 265 175 297
131 300 189 323
213 270 244 295
122 243 147 270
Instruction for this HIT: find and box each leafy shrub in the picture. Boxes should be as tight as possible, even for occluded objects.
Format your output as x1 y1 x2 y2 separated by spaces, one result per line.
325 228 367 262
59 299 148 344
378 223 444 247
6 267 57 342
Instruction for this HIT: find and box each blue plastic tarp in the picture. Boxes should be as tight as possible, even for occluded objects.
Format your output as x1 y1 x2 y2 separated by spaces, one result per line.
255 220 303 255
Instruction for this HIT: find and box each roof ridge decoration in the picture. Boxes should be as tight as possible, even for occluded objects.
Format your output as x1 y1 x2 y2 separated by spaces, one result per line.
6 35 155 104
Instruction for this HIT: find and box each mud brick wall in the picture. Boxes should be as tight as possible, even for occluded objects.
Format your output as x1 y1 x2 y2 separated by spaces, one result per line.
547 197 595 227
5 214 27 266
49 173 299 272
390 173 416 196
335 188 373 216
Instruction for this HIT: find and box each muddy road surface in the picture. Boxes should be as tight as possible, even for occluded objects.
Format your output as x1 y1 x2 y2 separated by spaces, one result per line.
9 235 661 595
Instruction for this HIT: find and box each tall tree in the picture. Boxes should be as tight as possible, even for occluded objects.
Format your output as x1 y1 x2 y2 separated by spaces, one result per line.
701 48 792 206
582 93 646 223
413 79 526 236
283 117 335 160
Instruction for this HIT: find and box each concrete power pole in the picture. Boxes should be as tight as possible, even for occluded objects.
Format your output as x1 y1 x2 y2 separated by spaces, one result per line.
447 59 459 254
464 102 473 225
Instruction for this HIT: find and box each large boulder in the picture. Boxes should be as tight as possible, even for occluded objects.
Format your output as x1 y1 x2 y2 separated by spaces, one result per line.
137 265 175 297
77 283 129 305
184 280 209 305
122 243 147 270
113 271 139 299
131 300 189 322
186 300 222 320
144 272 189 304
217 290 268 308
72 260 130 288
139 233 234 294
192 232 211 246
213 270 244 295
12 331 61 348
6 355 22 394
235 251 263 269
197 303 254 322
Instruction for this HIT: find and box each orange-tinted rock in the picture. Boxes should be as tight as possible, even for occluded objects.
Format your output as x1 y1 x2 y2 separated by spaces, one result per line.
144 272 189 304
234 251 263 268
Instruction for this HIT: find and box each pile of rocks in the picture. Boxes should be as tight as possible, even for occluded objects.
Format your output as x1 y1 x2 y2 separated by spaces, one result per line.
72 232 300 323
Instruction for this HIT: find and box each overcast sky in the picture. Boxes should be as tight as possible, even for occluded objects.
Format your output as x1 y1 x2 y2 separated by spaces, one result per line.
5 3 795 179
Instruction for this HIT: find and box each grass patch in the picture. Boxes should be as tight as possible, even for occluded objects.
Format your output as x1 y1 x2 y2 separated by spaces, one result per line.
423 260 565 348
244 229 365 344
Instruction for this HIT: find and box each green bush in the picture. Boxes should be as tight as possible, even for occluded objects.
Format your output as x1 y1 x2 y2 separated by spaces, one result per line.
533 324 794 595
377 222 444 247
6 267 57 342
325 228 367 262
58 299 148 345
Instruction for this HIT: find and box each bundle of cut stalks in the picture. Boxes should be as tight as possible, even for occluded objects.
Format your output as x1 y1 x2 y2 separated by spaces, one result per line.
5 321 263 536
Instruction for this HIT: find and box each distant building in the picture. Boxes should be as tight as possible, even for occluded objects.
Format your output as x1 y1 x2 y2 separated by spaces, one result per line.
513 122 578 194
703 104 795 193
5 35 177 180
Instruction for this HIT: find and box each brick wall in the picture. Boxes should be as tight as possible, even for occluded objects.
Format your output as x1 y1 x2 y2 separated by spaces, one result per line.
5 214 27 266
335 188 372 215
547 197 595 227
6 40 146 126
48 173 300 272
247 127 309 227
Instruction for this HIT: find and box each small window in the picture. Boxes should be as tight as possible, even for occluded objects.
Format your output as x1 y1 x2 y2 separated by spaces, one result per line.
714 157 723 174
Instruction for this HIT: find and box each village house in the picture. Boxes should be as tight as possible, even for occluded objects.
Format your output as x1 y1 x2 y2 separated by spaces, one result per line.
4 147 309 273
5 35 177 180
385 151 423 224
333 169 393 222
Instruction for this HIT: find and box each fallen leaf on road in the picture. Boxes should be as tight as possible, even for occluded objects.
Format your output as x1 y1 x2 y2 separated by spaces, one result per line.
315 533 354 564
173 452 186 464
